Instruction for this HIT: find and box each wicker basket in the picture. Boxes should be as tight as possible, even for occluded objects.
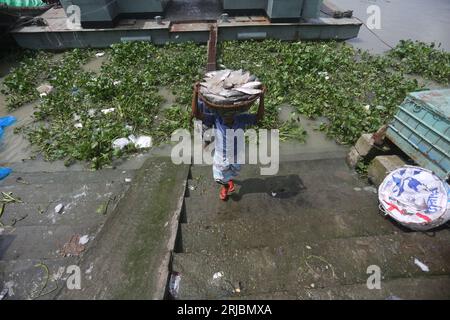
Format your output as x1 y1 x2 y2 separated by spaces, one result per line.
198 91 262 113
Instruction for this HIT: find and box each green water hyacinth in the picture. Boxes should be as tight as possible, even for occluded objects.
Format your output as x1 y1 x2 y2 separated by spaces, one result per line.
3 39 447 168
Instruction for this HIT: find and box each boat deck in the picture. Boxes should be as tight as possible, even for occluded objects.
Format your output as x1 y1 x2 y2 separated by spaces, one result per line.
10 1 362 49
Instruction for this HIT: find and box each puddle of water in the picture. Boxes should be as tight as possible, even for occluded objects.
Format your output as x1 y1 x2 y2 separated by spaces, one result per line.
82 54 108 74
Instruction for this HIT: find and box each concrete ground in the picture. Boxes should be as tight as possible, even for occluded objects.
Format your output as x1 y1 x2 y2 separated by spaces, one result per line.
173 159 450 299
0 167 135 299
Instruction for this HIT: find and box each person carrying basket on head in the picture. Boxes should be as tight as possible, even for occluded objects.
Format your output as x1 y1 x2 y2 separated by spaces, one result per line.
191 81 266 201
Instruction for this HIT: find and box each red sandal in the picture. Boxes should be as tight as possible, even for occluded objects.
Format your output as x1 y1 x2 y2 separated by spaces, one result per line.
219 185 229 201
228 180 235 193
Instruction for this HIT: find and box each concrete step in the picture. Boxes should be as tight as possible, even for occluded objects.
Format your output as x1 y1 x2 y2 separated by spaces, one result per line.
229 275 450 300
172 232 450 299
57 157 189 300
180 204 402 253
184 183 379 224
187 158 365 199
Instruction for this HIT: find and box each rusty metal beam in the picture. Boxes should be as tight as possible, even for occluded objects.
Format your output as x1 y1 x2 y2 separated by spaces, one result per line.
206 24 217 72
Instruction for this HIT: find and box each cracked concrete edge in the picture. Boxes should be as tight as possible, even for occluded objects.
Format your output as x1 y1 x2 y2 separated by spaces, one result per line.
152 166 188 300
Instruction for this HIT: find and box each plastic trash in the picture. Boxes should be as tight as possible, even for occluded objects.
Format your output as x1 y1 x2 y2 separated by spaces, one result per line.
54 203 64 214
79 235 89 245
0 116 16 128
0 168 12 181
0 288 8 300
169 272 181 299
378 166 450 231
101 108 115 114
414 258 430 272
128 135 152 149
36 84 54 96
112 137 131 150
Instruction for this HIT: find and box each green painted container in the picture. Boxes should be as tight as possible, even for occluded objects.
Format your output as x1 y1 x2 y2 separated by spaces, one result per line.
301 0 323 19
267 0 304 20
386 89 450 180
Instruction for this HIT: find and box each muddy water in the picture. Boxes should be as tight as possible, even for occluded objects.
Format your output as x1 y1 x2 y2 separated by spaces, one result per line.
277 104 348 159
158 86 177 110
82 53 108 74
334 0 450 54
0 53 106 166
0 101 37 165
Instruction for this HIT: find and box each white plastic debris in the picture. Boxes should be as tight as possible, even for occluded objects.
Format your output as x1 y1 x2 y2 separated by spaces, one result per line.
101 108 115 114
363 105 371 112
79 235 90 245
4 281 14 297
95 52 105 57
85 263 94 274
36 84 54 95
306 245 312 250
213 271 224 280
113 135 152 150
169 272 181 299
188 185 195 191
112 137 131 150
125 178 132 183
414 258 430 272
52 266 65 281
132 135 152 149
271 192 277 197
74 123 83 128
113 80 121 86
0 288 8 300
54 203 64 214
363 186 377 194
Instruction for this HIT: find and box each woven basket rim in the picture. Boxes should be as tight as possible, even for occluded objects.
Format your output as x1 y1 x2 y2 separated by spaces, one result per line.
198 91 261 110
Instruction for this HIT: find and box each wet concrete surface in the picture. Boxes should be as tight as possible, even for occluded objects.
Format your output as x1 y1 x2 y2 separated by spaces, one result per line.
173 159 450 299
0 168 134 299
333 0 450 54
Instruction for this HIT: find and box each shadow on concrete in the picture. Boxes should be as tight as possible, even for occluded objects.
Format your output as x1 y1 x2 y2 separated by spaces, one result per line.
0 234 16 260
231 174 306 201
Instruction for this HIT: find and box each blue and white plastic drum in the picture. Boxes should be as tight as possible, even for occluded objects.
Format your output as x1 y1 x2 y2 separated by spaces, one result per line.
378 166 450 231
